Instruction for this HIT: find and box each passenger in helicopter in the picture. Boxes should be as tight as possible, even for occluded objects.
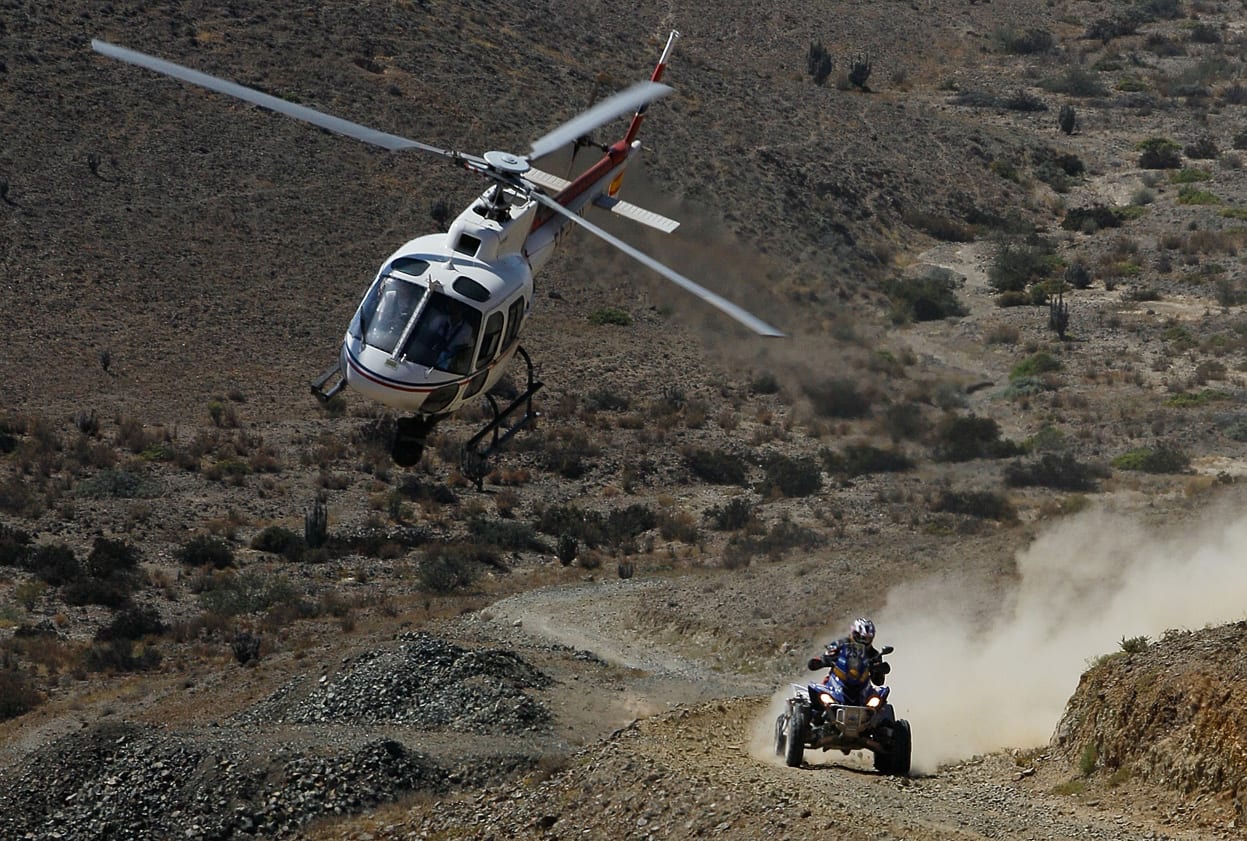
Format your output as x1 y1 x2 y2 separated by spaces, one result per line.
432 300 476 374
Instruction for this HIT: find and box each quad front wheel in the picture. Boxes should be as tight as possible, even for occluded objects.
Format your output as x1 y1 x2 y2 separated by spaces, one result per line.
784 703 807 768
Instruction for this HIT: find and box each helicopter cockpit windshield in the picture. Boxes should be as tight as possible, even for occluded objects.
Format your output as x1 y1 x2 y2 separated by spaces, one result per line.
358 273 481 375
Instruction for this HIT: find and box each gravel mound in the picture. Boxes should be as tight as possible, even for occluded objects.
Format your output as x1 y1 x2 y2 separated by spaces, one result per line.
0 723 447 840
0 633 555 839
239 631 553 733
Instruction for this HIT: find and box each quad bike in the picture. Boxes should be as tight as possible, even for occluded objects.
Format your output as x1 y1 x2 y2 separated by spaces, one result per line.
774 643 912 775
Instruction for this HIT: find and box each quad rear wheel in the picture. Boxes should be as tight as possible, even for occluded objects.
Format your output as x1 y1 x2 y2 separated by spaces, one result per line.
774 714 787 757
784 703 807 768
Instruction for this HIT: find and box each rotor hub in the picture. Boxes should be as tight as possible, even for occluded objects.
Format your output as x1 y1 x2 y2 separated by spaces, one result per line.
484 150 530 175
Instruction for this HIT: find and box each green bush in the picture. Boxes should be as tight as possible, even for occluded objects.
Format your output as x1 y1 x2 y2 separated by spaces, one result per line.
1111 446 1189 473
250 526 306 561
884 269 968 323
468 517 550 553
1137 137 1182 169
197 570 303 616
995 26 1054 54
930 489 1017 521
820 444 914 477
803 378 871 419
1010 351 1062 381
86 537 141 579
0 667 43 720
587 307 632 326
417 546 478 593
685 448 749 485
178 536 236 569
1061 205 1126 233
989 238 1058 293
932 415 1023 462
76 469 160 499
1004 453 1107 491
758 454 823 498
0 525 32 568
95 605 166 641
25 544 80 586
704 497 757 531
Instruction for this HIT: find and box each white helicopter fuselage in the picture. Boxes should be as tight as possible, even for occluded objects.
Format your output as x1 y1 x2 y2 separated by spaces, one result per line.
340 144 638 416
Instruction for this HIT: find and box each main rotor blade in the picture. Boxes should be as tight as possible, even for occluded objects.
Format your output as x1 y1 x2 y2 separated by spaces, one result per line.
532 193 784 338
92 39 472 161
528 81 671 161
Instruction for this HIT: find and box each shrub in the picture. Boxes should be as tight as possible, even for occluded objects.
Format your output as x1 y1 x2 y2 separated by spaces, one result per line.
803 378 871 419
540 430 600 479
61 574 136 609
1005 453 1107 491
1119 635 1149 654
705 497 757 531
1010 351 1062 381
1061 205 1127 234
178 536 235 569
881 402 926 442
989 238 1058 293
995 26 1054 54
758 454 822 498
197 570 303 616
417 545 478 593
884 269 968 322
728 517 825 561
95 605 166 641
0 667 42 720
251 526 307 561
821 444 914 477
1137 137 1182 169
0 525 32 568
587 307 632 326
83 639 161 673
1111 446 1189 473
932 415 1022 463
930 489 1017 521
585 389 630 411
468 517 550 553
25 543 80 586
86 537 140 579
76 468 160 499
1039 66 1107 97
685 448 749 485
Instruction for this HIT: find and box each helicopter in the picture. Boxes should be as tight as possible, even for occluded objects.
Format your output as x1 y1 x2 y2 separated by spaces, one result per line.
91 31 783 477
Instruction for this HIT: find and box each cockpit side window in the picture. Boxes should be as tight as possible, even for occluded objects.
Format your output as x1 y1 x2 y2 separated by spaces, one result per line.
401 293 482 375
475 312 505 371
360 275 425 353
503 296 526 347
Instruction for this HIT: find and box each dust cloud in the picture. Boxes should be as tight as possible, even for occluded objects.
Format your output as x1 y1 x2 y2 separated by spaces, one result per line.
754 502 1247 773
879 503 1247 773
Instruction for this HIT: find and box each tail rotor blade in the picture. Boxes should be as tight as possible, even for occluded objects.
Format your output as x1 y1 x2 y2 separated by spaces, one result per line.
531 193 784 337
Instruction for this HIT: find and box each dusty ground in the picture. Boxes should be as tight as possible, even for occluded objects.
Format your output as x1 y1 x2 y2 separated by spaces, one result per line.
4 0 1247 838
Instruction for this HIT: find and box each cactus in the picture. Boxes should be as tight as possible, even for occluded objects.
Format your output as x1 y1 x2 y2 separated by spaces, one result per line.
617 561 635 580
1058 103 1077 135
807 41 833 85
305 497 328 549
848 52 872 90
556 534 577 566
1049 288 1070 340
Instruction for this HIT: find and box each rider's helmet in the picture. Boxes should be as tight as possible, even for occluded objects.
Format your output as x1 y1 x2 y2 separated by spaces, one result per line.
850 617 876 646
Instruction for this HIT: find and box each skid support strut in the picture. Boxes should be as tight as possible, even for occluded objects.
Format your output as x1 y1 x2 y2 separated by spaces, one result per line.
461 347 543 489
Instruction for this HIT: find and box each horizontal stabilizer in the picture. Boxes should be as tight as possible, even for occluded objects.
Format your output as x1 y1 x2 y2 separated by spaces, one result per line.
593 195 680 233
525 169 680 233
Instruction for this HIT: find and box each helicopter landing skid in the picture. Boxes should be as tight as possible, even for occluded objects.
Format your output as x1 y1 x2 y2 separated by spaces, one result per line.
461 347 543 489
310 357 347 403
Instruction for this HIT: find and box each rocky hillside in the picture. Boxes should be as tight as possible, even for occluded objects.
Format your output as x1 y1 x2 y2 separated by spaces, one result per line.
1054 621 1247 818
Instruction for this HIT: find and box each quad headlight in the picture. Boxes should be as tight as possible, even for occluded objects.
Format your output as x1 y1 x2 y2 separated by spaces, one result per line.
866 696 883 709
818 692 834 706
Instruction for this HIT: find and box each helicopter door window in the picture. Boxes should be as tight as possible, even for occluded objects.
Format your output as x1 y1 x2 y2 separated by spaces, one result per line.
361 275 425 354
401 293 482 375
475 312 505 371
503 297 525 347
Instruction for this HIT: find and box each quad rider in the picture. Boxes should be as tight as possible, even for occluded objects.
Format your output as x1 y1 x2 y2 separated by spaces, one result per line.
807 617 891 705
